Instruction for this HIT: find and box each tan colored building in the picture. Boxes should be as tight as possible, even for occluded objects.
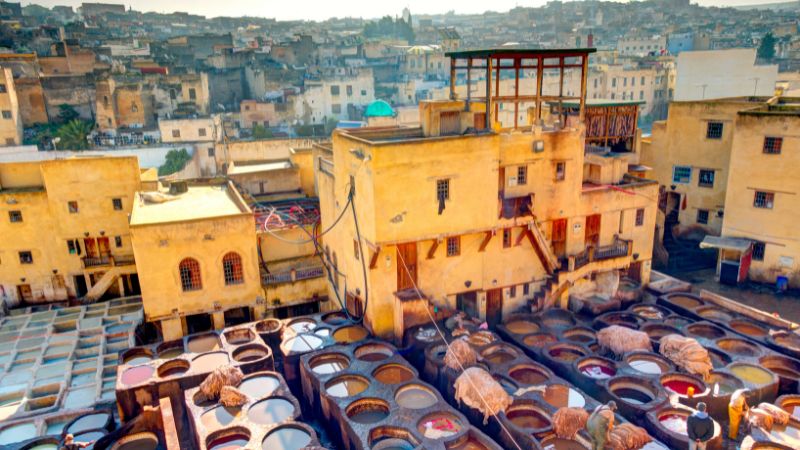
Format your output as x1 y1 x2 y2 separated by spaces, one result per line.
317 49 658 341
96 78 155 131
158 117 219 144
240 100 277 128
0 67 22 146
0 156 142 307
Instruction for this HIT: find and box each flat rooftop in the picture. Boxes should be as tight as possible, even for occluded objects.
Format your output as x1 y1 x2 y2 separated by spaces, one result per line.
228 160 293 176
130 184 249 226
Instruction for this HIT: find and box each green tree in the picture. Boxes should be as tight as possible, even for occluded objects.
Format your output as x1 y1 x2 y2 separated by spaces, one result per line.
294 124 316 137
56 120 93 150
57 104 79 123
757 33 776 60
158 148 193 176
252 124 273 139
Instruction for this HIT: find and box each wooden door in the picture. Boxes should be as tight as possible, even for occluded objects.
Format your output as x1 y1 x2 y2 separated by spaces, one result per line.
439 111 460 136
97 237 111 257
552 218 568 258
396 243 417 291
585 214 601 247
17 284 32 303
83 238 98 258
486 288 503 327
474 112 486 131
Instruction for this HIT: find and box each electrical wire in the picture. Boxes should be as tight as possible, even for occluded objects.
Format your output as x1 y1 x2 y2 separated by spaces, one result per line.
257 192 353 245
395 248 524 450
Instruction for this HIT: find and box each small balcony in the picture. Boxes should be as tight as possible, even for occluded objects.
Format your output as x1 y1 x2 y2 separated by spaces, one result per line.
569 238 632 272
262 264 325 286
81 254 136 269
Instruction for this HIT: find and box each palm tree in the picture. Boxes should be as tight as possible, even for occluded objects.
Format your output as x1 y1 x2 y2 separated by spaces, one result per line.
56 120 93 150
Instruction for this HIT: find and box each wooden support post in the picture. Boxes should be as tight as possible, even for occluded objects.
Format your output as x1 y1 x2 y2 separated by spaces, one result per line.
449 57 456 100
535 56 544 121
486 56 493 130
514 57 520 129
494 58 500 122
478 231 493 252
580 54 589 123
514 229 527 247
369 246 381 269
466 57 472 111
427 239 440 260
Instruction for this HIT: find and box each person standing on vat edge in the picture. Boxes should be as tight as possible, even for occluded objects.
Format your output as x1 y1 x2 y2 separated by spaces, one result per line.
61 434 94 450
687 402 714 450
587 400 617 450
728 388 750 440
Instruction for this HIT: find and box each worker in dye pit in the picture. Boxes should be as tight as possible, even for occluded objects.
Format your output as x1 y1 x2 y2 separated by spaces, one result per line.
61 434 94 450
587 400 617 450
687 402 714 450
728 388 750 440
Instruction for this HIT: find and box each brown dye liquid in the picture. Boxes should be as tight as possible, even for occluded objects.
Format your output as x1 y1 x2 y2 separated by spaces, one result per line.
187 335 221 353
395 387 437 409
505 321 539 335
247 398 295 424
201 405 241 431
358 351 390 362
115 437 158 450
766 366 800 378
193 352 230 373
565 333 594 343
507 409 550 429
509 367 547 385
261 427 311 450
484 350 515 365
731 322 767 336
333 326 368 343
234 347 266 362
158 348 183 359
326 377 368 397
699 308 733 321
349 409 388 424
540 437 588 450
668 295 702 308
374 365 413 384
550 348 584 362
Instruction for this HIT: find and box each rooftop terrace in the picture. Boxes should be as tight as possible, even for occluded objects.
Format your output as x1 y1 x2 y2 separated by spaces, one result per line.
130 183 250 226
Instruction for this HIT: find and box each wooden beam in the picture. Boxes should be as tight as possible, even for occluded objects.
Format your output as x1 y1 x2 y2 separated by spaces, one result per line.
479 231 493 252
369 246 381 270
449 57 456 100
486 56 493 129
514 228 527 246
427 239 440 259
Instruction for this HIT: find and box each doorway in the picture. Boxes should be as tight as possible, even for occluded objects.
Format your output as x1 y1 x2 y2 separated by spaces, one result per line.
74 275 88 297
396 243 417 291
17 284 32 303
97 237 111 258
224 307 252 327
185 313 213 334
552 218 568 258
486 288 503 327
456 291 478 319
585 214 601 247
83 238 98 258
665 192 681 228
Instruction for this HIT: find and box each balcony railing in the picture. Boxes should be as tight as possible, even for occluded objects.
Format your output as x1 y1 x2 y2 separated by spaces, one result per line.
567 238 632 272
82 256 111 268
262 264 325 286
595 240 630 260
113 254 136 266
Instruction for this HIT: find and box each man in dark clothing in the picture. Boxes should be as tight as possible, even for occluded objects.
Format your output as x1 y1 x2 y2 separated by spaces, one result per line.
687 402 714 450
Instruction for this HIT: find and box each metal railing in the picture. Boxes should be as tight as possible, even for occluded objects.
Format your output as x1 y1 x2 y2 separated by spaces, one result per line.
585 145 611 155
262 264 325 286
595 240 630 260
567 239 632 272
82 256 111 268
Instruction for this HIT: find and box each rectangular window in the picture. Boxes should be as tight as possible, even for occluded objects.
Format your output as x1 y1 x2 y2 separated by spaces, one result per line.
112 198 123 210
68 201 79 213
0 84 6 93
208 147 215 157
346 85 353 96
1 110 11 119
523 283 530 296
330 85 340 95
635 208 645 226
706 122 723 139
641 76 645 85
361 89 367 96
331 104 341 114
639 90 644 100
623 78 627 87
503 228 512 248
672 165 692 184
698 169 715 188
67 240 77 254
8 210 22 222
753 191 774 209
752 242 766 261
509 286 517 298
115 236 122 247
198 128 207 137
188 88 197 100
763 137 782 154
446 236 460 257
555 162 566 181
517 165 527 185
696 209 709 225
436 179 450 201
612 78 616 87
172 129 180 138
19 251 33 264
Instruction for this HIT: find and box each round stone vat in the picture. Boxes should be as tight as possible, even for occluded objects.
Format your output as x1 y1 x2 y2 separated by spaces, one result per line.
716 338 762 358
562 326 596 344
642 323 682 343
322 311 349 325
206 427 250 450
354 342 393 362
663 316 694 329
232 344 270 363
598 312 642 329
707 371 744 396
577 356 617 380
282 333 323 354
625 352 673 376
772 331 800 354
776 394 800 418
239 374 281 398
760 355 800 395
20 438 60 450
539 435 591 450
657 409 689 436
660 373 707 398
444 430 498 450
368 427 419 450
65 412 113 435
255 318 282 333
540 309 576 331
71 431 107 447
0 423 37 445
192 352 230 373
325 375 369 398
346 398 389 424
121 364 154 386
156 340 185 359
504 319 540 336
509 363 550 386
247 397 295 424
696 306 734 322
631 304 670 321
314 328 331 337
110 432 159 450
707 348 732 369
663 293 704 310
729 319 769 338
261 424 312 450
547 343 588 363
607 376 662 417
309 352 350 375
201 404 242 431
481 343 520 366
186 333 222 353
121 348 152 366
493 375 518 395
286 318 317 334
543 384 587 409
374 364 414 385
647 406 722 450
505 400 552 432
332 325 369 344
522 332 558 349
223 328 254 345
729 363 777 387
686 323 727 340
157 359 190 378
395 384 438 410
416 412 463 439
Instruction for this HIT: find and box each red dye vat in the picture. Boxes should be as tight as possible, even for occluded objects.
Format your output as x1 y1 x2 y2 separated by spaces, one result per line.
580 364 616 379
208 434 250 450
121 365 155 386
663 379 701 396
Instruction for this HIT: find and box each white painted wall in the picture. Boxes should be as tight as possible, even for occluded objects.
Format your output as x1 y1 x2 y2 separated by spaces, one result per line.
675 49 778 101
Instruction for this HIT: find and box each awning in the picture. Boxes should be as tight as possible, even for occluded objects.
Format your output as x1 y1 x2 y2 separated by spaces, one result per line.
700 236 753 252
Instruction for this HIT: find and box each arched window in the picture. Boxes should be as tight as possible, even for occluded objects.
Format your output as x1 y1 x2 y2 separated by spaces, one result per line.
222 252 244 285
179 258 202 291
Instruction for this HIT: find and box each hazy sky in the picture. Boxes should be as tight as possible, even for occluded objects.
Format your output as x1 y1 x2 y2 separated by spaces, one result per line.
25 0 788 22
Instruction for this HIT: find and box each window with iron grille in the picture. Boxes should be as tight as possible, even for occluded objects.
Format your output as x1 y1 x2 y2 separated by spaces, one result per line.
706 122 723 139
635 208 645 226
753 191 774 209
179 258 202 291
696 209 709 225
446 236 460 257
198 128 207 137
752 242 766 261
436 179 450 201
8 210 22 223
222 253 244 285
672 165 691 184
763 137 782 154
19 251 33 264
517 165 527 185
698 169 715 188
112 198 123 210
503 228 512 248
